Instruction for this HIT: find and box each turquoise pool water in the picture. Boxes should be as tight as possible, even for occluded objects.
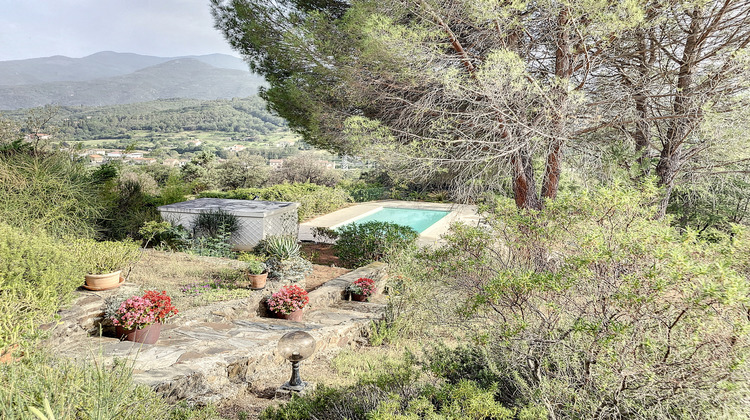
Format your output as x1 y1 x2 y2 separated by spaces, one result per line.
350 207 449 233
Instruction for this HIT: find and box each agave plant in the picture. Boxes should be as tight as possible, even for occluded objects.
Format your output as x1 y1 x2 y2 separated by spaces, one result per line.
262 235 301 260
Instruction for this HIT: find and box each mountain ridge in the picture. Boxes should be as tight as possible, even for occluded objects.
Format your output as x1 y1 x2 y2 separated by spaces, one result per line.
0 52 264 110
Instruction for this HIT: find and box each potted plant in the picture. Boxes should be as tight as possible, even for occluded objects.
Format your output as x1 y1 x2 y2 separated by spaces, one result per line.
347 277 376 302
79 240 141 291
110 290 178 344
267 284 309 321
245 260 268 290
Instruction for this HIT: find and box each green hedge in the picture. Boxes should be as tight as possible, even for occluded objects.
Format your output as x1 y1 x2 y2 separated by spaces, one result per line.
199 182 352 221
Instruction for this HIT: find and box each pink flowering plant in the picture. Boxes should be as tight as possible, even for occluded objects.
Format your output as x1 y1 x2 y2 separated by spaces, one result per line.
267 284 309 315
110 290 178 330
347 277 376 297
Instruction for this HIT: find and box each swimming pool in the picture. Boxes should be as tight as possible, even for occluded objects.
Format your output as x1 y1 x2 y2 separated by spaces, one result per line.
343 207 450 233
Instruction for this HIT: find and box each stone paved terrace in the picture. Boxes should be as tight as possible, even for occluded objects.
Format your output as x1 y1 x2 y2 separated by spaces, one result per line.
46 263 388 404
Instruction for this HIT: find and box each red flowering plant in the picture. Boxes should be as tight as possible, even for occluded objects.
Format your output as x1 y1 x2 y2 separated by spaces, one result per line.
267 284 309 315
110 290 178 330
347 277 376 297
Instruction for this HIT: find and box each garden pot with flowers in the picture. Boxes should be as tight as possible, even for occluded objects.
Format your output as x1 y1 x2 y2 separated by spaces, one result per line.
245 260 268 290
110 290 178 344
267 284 309 321
347 277 376 302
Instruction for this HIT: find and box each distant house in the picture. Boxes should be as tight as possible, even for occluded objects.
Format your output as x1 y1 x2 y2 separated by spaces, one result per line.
124 152 144 159
88 154 104 164
227 144 247 152
25 133 52 141
107 150 123 158
163 159 180 167
269 159 284 169
131 157 156 165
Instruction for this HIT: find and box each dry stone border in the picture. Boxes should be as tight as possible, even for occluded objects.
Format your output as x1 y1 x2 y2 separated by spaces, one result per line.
47 262 388 404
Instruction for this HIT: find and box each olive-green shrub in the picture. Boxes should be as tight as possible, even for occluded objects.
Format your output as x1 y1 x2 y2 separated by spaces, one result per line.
334 221 418 268
0 151 102 238
0 349 216 419
260 355 526 420
0 224 87 349
199 182 352 221
388 185 750 418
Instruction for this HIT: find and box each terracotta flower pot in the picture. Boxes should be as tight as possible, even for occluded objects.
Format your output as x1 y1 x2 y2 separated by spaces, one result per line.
276 309 304 321
115 322 162 344
247 272 268 290
84 270 122 290
350 292 368 302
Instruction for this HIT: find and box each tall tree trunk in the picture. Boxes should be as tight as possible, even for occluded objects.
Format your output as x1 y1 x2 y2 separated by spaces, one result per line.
656 8 701 218
542 9 572 201
513 150 542 210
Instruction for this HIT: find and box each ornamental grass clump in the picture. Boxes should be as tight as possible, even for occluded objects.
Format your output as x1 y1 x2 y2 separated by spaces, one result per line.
347 277 376 297
267 284 309 315
111 290 178 330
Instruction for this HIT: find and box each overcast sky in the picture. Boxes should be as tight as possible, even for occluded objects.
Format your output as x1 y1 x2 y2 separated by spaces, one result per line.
0 0 239 61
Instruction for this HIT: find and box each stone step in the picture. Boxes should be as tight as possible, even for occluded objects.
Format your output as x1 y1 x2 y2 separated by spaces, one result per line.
49 262 389 403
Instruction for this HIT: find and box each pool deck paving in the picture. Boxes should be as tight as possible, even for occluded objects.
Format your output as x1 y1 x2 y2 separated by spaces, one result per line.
47 263 388 404
299 200 480 246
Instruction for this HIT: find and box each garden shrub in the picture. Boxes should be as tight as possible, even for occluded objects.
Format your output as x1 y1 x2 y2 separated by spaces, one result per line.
0 151 102 238
138 220 190 250
0 349 215 419
261 355 526 420
98 177 161 241
388 185 750 418
193 209 240 239
0 224 88 349
334 221 418 268
199 182 352 221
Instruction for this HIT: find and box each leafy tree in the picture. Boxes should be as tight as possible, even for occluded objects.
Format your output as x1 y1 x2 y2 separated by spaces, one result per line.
594 0 750 216
213 152 269 189
211 0 646 209
269 151 340 187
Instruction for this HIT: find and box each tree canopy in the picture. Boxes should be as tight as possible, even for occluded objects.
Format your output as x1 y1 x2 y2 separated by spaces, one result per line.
212 0 750 212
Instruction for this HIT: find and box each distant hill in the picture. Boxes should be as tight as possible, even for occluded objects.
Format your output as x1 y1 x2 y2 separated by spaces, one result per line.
0 52 265 110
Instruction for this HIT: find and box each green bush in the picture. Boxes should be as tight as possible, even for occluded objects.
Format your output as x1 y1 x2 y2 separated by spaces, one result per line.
98 177 161 241
334 221 418 268
260 356 523 420
138 220 190 250
199 182 352 221
387 185 750 418
193 209 240 239
0 151 102 238
0 224 87 349
0 350 215 419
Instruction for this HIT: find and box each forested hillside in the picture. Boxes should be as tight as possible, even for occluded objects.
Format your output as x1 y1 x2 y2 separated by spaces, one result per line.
0 59 265 109
4 97 289 141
